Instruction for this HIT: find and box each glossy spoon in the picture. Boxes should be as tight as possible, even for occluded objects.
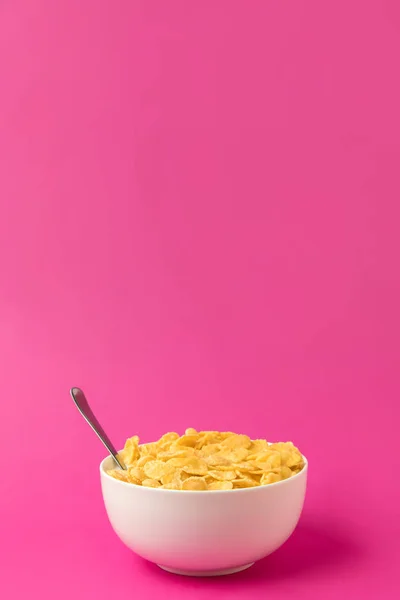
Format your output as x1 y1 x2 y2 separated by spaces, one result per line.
70 387 126 469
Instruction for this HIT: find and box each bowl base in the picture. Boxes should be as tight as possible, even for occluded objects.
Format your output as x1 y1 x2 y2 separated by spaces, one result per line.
157 562 254 577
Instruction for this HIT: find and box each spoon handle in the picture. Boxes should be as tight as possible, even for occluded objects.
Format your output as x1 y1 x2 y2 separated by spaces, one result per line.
70 387 126 469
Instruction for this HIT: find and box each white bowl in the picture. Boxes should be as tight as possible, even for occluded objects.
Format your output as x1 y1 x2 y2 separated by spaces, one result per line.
100 453 308 577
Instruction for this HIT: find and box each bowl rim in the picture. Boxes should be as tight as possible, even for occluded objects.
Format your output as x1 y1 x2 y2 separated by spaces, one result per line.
99 447 308 495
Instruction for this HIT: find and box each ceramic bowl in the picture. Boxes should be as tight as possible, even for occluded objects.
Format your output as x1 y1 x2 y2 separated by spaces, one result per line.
100 452 308 576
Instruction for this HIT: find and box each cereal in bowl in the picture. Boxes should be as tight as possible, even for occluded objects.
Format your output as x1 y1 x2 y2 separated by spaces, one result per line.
107 429 304 490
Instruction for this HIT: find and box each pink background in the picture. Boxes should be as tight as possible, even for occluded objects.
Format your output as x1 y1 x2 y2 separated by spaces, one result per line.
1 0 399 598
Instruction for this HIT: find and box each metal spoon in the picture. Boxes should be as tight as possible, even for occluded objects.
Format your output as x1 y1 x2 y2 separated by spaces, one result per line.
70 387 126 469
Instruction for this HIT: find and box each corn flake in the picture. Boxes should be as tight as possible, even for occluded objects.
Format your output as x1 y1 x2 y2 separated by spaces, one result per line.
163 481 182 490
181 457 208 476
182 477 207 491
208 470 237 481
144 460 173 480
207 480 233 490
142 478 161 488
